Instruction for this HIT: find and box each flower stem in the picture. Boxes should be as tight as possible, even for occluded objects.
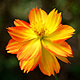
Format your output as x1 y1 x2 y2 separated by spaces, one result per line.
54 72 58 80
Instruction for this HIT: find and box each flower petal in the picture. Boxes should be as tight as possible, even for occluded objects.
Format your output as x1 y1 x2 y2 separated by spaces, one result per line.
19 51 41 73
17 39 42 61
7 26 37 42
29 7 47 24
45 9 62 35
6 39 23 54
45 24 75 42
42 40 73 57
39 48 60 76
20 59 34 73
56 55 70 63
14 19 30 28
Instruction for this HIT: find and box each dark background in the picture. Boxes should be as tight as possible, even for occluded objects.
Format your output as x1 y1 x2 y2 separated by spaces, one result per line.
0 0 80 80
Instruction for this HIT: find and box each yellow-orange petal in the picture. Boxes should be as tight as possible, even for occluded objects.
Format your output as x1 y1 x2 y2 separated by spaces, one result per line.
14 19 30 28
19 51 41 73
29 7 47 24
6 39 22 54
45 9 62 35
7 26 37 42
56 55 70 63
39 48 60 76
45 24 75 42
42 40 73 57
20 59 34 73
17 39 42 61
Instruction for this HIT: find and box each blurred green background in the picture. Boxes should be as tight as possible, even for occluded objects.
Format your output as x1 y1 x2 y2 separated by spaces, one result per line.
0 0 80 80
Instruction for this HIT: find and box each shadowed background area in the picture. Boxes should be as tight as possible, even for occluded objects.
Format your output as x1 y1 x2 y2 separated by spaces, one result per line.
0 0 80 80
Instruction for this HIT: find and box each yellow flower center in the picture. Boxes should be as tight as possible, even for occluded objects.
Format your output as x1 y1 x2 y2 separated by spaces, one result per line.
33 28 45 40
30 22 46 40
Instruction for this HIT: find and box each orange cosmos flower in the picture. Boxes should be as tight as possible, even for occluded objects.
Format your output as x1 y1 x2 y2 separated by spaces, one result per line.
6 8 75 76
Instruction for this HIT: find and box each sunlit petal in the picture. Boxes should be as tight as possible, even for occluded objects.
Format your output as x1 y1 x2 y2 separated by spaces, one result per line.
19 51 41 73
6 39 22 54
45 24 75 42
39 48 60 76
14 19 30 28
29 7 47 24
17 39 42 61
45 9 62 35
7 26 37 42
42 40 73 57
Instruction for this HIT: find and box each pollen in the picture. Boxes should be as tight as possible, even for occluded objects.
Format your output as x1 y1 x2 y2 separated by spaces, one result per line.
30 22 46 38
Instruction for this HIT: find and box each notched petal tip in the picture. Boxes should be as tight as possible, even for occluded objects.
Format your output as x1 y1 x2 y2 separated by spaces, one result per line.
6 27 12 30
45 8 62 35
52 8 56 11
14 19 30 28
14 19 20 22
39 48 60 76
